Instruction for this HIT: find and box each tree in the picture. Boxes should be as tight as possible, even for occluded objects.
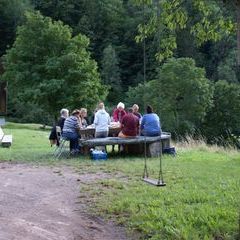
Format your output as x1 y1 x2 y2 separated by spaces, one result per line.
127 58 213 136
0 0 32 56
1 11 107 117
101 44 121 104
202 80 240 143
134 0 234 62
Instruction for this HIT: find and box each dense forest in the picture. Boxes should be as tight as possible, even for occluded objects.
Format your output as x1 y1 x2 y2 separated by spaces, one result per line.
1 0 240 145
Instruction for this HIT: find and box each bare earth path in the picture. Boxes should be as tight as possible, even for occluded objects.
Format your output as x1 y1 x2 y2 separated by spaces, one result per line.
0 162 127 240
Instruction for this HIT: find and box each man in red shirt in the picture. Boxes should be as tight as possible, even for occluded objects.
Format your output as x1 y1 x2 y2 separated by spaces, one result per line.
118 108 139 137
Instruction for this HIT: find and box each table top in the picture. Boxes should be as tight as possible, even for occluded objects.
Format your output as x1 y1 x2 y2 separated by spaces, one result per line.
79 125 121 139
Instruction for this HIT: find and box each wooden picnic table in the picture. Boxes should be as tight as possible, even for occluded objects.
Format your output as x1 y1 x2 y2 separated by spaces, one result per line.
79 125 171 157
79 126 121 139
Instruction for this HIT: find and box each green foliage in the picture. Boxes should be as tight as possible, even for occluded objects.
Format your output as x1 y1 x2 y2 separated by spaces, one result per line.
202 80 240 144
7 101 53 125
1 11 107 117
101 44 121 104
127 58 213 136
217 50 238 83
134 0 234 62
0 0 32 56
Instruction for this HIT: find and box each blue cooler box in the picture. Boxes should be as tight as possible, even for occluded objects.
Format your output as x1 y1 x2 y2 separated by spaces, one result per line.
91 150 107 160
163 147 176 155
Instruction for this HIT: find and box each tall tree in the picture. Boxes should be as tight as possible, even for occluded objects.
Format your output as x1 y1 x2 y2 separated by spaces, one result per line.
0 0 32 56
134 0 234 62
101 44 122 103
1 11 107 116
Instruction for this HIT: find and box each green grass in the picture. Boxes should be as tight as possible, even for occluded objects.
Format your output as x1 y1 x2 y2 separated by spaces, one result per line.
1 122 240 239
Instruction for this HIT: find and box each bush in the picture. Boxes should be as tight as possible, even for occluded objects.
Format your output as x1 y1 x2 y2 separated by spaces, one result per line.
127 58 213 137
202 80 240 146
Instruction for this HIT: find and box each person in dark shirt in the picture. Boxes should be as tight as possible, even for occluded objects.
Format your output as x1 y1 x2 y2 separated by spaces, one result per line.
118 108 139 137
49 108 69 146
132 104 142 119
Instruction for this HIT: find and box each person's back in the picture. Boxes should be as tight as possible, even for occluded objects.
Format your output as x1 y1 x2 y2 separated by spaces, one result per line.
94 109 110 133
62 115 80 134
49 108 69 146
57 117 66 130
141 106 161 136
94 102 110 138
120 112 139 137
62 110 81 153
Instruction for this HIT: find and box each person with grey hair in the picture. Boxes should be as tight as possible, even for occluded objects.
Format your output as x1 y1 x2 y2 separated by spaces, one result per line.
59 108 69 130
94 102 111 138
49 108 69 146
112 102 126 123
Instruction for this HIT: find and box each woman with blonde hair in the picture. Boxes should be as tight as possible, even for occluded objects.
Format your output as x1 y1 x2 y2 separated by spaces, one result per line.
79 108 88 128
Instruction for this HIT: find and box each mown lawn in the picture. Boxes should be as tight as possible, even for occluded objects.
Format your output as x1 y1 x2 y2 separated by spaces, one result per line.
0 123 240 239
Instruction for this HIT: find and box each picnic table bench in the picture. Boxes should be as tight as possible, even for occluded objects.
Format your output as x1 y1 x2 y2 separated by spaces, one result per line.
80 133 171 157
0 127 13 147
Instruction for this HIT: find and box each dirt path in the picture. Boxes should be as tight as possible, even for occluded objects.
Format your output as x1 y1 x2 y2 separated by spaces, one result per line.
0 162 127 240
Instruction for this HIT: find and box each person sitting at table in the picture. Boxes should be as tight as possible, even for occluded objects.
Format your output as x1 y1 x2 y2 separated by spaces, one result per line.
118 108 139 138
49 108 69 146
112 102 126 123
140 105 162 137
94 102 111 138
132 104 142 119
79 108 88 128
62 109 81 154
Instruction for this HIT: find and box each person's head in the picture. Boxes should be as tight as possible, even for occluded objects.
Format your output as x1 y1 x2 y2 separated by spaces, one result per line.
132 104 139 113
60 108 69 118
117 102 125 111
128 107 133 113
98 102 105 110
71 109 80 117
146 105 153 114
80 108 87 118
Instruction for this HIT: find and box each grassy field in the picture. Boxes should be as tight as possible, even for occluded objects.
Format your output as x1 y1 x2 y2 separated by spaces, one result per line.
0 123 240 239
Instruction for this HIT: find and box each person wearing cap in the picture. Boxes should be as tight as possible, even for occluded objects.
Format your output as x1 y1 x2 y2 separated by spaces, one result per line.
140 105 162 136
49 108 69 146
94 102 111 138
132 104 142 119
112 102 126 123
62 109 81 154
118 108 139 138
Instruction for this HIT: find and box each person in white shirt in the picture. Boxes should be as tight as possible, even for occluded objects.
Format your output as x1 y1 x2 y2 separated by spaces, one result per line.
94 102 111 138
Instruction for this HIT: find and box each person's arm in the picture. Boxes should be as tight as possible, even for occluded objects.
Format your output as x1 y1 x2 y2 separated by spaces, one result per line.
75 117 81 135
107 114 111 125
140 116 146 130
93 113 98 126
113 109 118 122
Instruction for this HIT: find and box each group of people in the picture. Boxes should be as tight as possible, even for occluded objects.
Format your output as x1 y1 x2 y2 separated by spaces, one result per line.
49 102 162 154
